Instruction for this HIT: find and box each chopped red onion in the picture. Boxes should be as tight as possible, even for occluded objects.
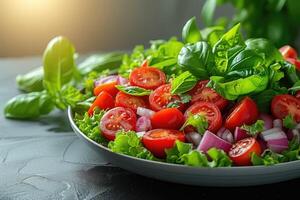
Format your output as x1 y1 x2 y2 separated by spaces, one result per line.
136 116 152 132
267 138 288 146
260 128 286 141
197 130 232 153
259 113 273 130
286 129 294 140
268 144 288 153
234 127 249 142
94 75 118 87
137 107 155 118
117 76 128 85
257 137 267 152
273 119 283 129
186 132 202 146
217 127 234 143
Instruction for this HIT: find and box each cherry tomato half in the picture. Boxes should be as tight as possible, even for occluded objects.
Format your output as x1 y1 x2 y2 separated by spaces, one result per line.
100 107 137 141
88 91 114 116
149 84 185 111
271 94 300 123
279 45 297 59
229 137 262 166
129 66 166 90
142 129 185 158
93 81 119 97
189 80 228 110
151 108 184 130
225 97 259 131
184 101 222 133
115 91 148 112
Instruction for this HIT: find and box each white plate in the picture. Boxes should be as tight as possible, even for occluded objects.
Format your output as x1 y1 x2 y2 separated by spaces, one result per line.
68 107 300 186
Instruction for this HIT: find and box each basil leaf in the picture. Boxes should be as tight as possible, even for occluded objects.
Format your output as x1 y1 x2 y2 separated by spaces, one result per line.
280 61 299 85
180 113 208 135
43 36 76 97
116 85 152 96
16 67 44 92
213 23 243 74
182 17 202 44
77 52 124 75
245 38 283 66
201 0 217 26
171 71 197 94
178 41 213 79
4 91 54 119
288 80 300 94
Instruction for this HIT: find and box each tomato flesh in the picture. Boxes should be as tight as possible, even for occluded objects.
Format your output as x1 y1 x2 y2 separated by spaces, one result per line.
142 129 185 158
100 107 137 141
129 67 166 90
229 137 262 166
151 108 184 130
93 81 119 97
225 97 259 131
115 92 148 112
184 101 222 133
279 45 297 59
296 91 300 99
271 94 300 123
149 84 185 111
88 91 114 116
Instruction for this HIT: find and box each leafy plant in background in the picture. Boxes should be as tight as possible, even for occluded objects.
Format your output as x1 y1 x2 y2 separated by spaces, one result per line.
201 0 300 48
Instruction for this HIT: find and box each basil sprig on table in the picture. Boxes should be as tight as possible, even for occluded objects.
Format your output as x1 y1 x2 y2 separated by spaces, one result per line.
115 85 152 96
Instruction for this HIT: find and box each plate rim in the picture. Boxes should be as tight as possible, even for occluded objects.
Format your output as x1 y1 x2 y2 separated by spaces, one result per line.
68 106 300 171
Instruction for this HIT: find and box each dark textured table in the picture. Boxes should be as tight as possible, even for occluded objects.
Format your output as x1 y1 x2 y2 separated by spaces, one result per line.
0 57 299 200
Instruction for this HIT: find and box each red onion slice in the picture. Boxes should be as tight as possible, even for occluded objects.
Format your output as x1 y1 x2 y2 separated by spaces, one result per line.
137 107 155 118
268 144 288 153
197 130 232 153
260 128 286 141
234 127 249 142
273 119 283 129
259 113 273 130
217 127 234 143
136 116 152 132
186 132 202 146
94 75 118 87
117 76 128 85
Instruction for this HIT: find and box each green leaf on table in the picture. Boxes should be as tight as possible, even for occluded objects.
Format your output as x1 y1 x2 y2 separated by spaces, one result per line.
4 91 54 119
115 85 152 96
182 17 202 44
16 67 44 92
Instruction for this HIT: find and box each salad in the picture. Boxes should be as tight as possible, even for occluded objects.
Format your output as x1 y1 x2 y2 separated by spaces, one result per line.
4 17 300 167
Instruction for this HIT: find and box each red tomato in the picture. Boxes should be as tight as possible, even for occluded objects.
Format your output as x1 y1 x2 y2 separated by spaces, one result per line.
129 67 166 90
151 108 184 130
149 84 185 111
100 107 137 141
184 101 222 133
225 97 259 131
93 81 119 97
142 129 185 158
189 80 228 110
88 91 114 116
271 94 300 123
229 137 262 166
115 92 148 112
279 45 297 59
285 58 300 71
296 91 300 99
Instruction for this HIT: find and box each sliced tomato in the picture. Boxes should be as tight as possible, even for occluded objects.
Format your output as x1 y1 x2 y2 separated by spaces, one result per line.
192 88 228 110
225 97 259 131
151 108 184 130
184 101 222 133
279 45 297 59
88 91 114 116
100 107 137 141
93 81 119 97
271 94 300 123
189 80 209 96
129 66 166 90
115 92 148 112
149 84 185 111
142 129 185 158
285 58 300 71
229 137 261 166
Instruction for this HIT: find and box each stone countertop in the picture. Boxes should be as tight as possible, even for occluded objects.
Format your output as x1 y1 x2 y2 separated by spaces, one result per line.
0 57 299 200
